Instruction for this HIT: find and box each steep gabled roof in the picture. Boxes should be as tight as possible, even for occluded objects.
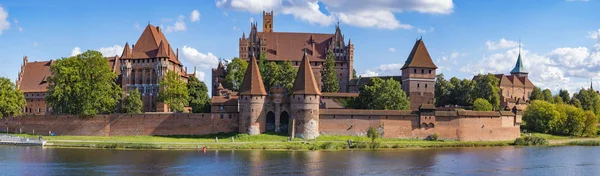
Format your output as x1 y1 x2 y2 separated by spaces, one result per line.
239 53 267 96
121 42 132 59
510 52 528 74
494 74 513 87
156 41 169 58
129 24 181 65
401 39 437 69
507 75 524 87
18 60 53 93
291 51 322 95
518 76 535 88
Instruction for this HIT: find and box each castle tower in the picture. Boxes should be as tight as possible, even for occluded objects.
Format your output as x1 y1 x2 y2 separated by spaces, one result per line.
290 50 322 139
510 45 528 78
263 11 273 33
401 39 437 110
238 53 267 135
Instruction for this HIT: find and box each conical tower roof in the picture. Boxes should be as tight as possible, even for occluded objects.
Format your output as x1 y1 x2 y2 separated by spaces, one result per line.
156 41 169 58
121 42 131 59
239 53 267 96
510 51 528 74
291 51 321 95
401 39 437 69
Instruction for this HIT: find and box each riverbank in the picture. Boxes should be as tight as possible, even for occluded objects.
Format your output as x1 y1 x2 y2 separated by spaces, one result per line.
9 133 600 150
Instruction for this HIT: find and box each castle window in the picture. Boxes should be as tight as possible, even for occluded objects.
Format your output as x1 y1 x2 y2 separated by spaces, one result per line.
417 84 420 88
414 69 417 73
425 84 427 88
429 70 432 74
421 69 424 74
220 106 224 111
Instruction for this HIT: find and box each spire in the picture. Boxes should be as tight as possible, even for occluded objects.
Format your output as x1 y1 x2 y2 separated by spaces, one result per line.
239 52 267 96
242 32 246 39
156 41 169 58
121 42 131 58
591 79 594 90
217 60 224 69
291 49 321 95
401 39 437 69
510 45 528 74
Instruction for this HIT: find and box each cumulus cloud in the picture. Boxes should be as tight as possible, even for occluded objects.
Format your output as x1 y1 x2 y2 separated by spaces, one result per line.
70 47 82 56
0 6 10 35
98 45 124 57
360 70 379 77
417 27 435 34
190 10 201 22
181 46 219 70
589 29 600 50
359 63 404 77
486 38 520 50
216 0 453 30
195 71 206 82
165 15 187 33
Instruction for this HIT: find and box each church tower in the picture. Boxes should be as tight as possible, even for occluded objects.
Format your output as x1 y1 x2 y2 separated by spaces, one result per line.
263 11 273 33
510 44 528 78
238 53 267 135
401 39 437 110
291 50 322 139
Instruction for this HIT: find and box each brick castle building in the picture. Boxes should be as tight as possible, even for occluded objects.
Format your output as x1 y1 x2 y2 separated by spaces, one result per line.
16 24 195 115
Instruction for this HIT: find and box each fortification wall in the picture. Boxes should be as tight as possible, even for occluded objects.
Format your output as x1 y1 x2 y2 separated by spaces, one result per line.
2 113 239 136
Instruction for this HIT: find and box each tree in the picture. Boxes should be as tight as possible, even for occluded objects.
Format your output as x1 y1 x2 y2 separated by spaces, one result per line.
0 77 26 117
554 96 564 104
470 74 500 110
223 57 248 91
261 61 297 92
559 89 571 103
473 98 493 111
553 104 586 136
529 87 544 101
571 97 582 108
523 100 560 133
122 89 143 114
450 78 474 106
158 71 189 112
542 89 553 103
355 78 410 110
188 76 211 113
582 111 598 137
46 50 122 115
435 74 454 107
352 69 357 79
321 50 340 92
575 88 600 115
366 127 380 143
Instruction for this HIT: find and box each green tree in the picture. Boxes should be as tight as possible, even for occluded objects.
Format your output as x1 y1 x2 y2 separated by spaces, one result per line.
261 61 297 92
158 71 189 112
523 100 560 133
435 74 454 107
529 87 544 101
554 95 564 104
352 69 357 79
0 77 26 117
46 50 122 115
450 78 474 106
470 74 500 110
559 89 571 103
188 76 211 113
473 98 493 111
575 88 600 115
355 78 410 110
582 111 598 137
542 89 553 103
223 57 248 91
571 97 582 108
122 88 143 114
321 50 340 92
366 127 380 143
553 104 586 136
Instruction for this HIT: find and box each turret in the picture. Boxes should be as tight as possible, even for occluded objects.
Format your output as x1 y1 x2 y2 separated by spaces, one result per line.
238 53 267 135
510 45 528 78
290 50 322 139
401 39 437 110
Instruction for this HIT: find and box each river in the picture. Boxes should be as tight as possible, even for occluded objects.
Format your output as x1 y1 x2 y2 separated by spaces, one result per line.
0 146 598 175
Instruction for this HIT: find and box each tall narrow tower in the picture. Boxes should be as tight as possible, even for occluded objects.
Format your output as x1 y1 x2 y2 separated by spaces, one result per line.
291 50 322 139
263 11 273 33
510 44 528 78
401 39 437 110
238 53 267 135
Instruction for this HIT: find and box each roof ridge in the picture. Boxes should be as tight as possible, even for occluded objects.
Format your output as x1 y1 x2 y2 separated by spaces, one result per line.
401 39 437 69
291 50 321 95
239 53 267 96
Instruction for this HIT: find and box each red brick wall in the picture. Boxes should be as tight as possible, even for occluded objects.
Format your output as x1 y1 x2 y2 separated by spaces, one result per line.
2 113 239 136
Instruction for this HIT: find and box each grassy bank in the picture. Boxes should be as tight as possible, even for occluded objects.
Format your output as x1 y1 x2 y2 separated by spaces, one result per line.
10 133 512 150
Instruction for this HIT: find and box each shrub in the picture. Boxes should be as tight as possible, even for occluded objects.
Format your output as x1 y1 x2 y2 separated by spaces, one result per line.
473 98 493 111
514 136 548 146
427 133 440 141
367 127 380 142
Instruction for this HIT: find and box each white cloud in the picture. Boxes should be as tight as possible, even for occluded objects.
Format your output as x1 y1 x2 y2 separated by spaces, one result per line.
190 10 201 22
450 51 466 59
388 48 396 52
181 46 219 70
70 47 82 56
359 63 404 77
589 29 600 50
360 70 379 77
217 0 453 30
165 15 187 33
548 47 590 68
98 45 124 57
0 6 10 35
250 17 254 23
417 27 435 34
486 38 520 50
195 71 206 82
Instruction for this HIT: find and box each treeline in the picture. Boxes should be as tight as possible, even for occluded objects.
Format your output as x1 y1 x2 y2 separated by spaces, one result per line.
435 73 501 111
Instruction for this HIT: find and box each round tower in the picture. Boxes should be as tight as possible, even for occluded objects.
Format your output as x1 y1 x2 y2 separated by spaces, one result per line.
238 53 267 135
290 50 322 139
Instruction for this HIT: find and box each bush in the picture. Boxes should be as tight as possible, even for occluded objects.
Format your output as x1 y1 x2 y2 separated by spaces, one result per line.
427 133 440 141
473 98 493 111
514 136 548 146
367 127 380 142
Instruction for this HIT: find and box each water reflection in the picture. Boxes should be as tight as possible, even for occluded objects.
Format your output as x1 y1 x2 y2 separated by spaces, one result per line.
1 146 600 175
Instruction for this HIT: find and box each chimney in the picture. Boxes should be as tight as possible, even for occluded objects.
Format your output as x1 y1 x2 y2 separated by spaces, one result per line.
176 48 179 60
156 26 160 33
185 67 188 73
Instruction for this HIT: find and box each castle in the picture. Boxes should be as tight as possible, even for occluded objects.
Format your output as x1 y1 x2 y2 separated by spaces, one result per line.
15 24 195 114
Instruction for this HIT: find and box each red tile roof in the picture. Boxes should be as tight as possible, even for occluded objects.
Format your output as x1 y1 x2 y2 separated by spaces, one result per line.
18 60 53 93
258 32 333 61
401 39 437 69
129 24 181 65
239 54 267 96
291 51 321 95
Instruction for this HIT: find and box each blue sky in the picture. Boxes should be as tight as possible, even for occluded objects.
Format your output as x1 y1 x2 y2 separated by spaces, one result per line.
1 0 599 94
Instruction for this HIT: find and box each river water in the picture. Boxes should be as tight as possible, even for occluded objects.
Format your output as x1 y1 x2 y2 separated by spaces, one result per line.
0 146 599 175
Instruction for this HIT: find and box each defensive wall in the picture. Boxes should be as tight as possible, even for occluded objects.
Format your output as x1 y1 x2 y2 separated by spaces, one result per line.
1 109 521 141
